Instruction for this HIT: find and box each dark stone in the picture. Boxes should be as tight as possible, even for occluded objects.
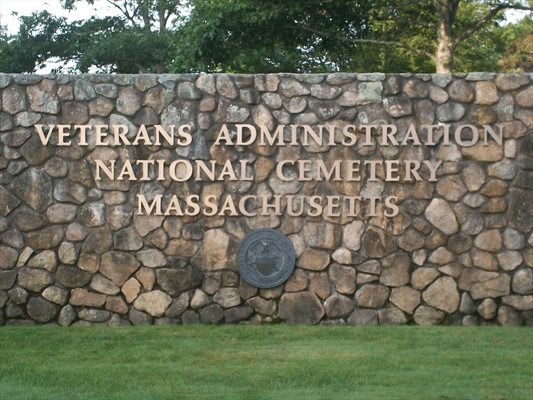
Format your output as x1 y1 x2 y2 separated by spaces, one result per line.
1 128 32 147
165 293 190 318
224 306 254 323
6 303 25 318
68 160 94 188
62 102 89 124
347 309 378 326
508 188 533 233
182 223 204 240
7 160 28 176
0 186 20 216
19 135 54 166
278 292 325 324
199 303 224 324
78 202 106 228
514 171 533 190
383 96 412 117
181 310 200 324
2 229 23 249
25 226 65 250
113 227 143 251
27 297 58 323
100 251 140 286
0 113 14 131
0 270 17 290
520 133 533 156
0 246 18 269
78 309 110 323
380 251 411 287
82 227 113 254
17 267 53 292
324 293 355 318
129 308 153 326
10 168 53 213
8 287 28 304
447 234 473 254
11 206 47 232
156 266 204 296
53 180 87 204
56 265 92 288
246 296 276 315
362 226 397 259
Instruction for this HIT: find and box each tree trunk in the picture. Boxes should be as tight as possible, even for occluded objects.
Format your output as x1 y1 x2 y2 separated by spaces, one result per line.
435 0 454 73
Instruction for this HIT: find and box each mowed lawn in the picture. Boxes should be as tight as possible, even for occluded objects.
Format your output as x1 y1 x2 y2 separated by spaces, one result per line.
0 325 531 400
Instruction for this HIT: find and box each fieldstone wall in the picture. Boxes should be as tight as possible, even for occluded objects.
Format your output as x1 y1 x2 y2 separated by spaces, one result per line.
0 72 532 327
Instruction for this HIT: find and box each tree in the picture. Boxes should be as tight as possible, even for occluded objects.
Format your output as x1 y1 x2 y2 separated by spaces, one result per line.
171 0 378 73
498 11 533 71
173 0 533 73
1 0 531 73
320 0 533 73
0 1 184 73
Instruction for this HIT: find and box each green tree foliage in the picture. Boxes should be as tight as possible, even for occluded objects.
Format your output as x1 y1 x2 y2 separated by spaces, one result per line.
0 0 531 73
0 0 181 73
171 0 377 73
498 10 533 71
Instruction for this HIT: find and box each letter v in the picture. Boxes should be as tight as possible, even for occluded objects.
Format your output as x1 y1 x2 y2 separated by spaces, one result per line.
35 124 56 145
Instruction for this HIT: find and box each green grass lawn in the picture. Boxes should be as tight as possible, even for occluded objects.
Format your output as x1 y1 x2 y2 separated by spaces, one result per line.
0 325 531 400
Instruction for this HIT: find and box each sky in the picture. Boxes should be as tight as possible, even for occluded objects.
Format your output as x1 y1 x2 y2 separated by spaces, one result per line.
0 0 530 73
1 0 530 35
0 0 120 34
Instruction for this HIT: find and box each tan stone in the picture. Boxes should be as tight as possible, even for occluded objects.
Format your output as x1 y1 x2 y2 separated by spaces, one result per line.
121 277 141 303
474 230 502 252
414 306 444 325
133 215 165 237
422 277 460 313
308 272 331 299
284 269 309 292
297 248 330 271
199 229 230 271
472 250 499 271
78 253 99 273
302 221 340 250
477 298 497 320
462 142 503 162
475 81 499 105
343 220 365 251
428 247 456 265
133 290 172 317
106 296 128 314
390 286 421 314
436 175 467 202
380 252 411 287
355 284 390 308
254 157 274 183
458 268 511 299
424 199 459 235
135 267 155 291
165 239 200 258
329 264 356 295
70 288 106 307
411 267 440 290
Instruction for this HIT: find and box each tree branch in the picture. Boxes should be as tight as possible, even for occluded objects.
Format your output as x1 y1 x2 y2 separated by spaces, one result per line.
298 26 436 62
453 3 533 48
104 0 137 26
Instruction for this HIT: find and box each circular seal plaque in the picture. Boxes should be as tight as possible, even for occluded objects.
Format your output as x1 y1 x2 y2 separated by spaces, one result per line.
237 229 295 288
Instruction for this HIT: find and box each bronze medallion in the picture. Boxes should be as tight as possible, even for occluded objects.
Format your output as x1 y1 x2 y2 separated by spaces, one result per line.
237 229 295 288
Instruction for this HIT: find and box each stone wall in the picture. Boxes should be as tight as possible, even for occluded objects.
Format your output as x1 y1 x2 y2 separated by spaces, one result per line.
0 72 531 327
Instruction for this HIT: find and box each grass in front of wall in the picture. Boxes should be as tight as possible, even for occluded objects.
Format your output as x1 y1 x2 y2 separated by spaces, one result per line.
0 325 531 400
